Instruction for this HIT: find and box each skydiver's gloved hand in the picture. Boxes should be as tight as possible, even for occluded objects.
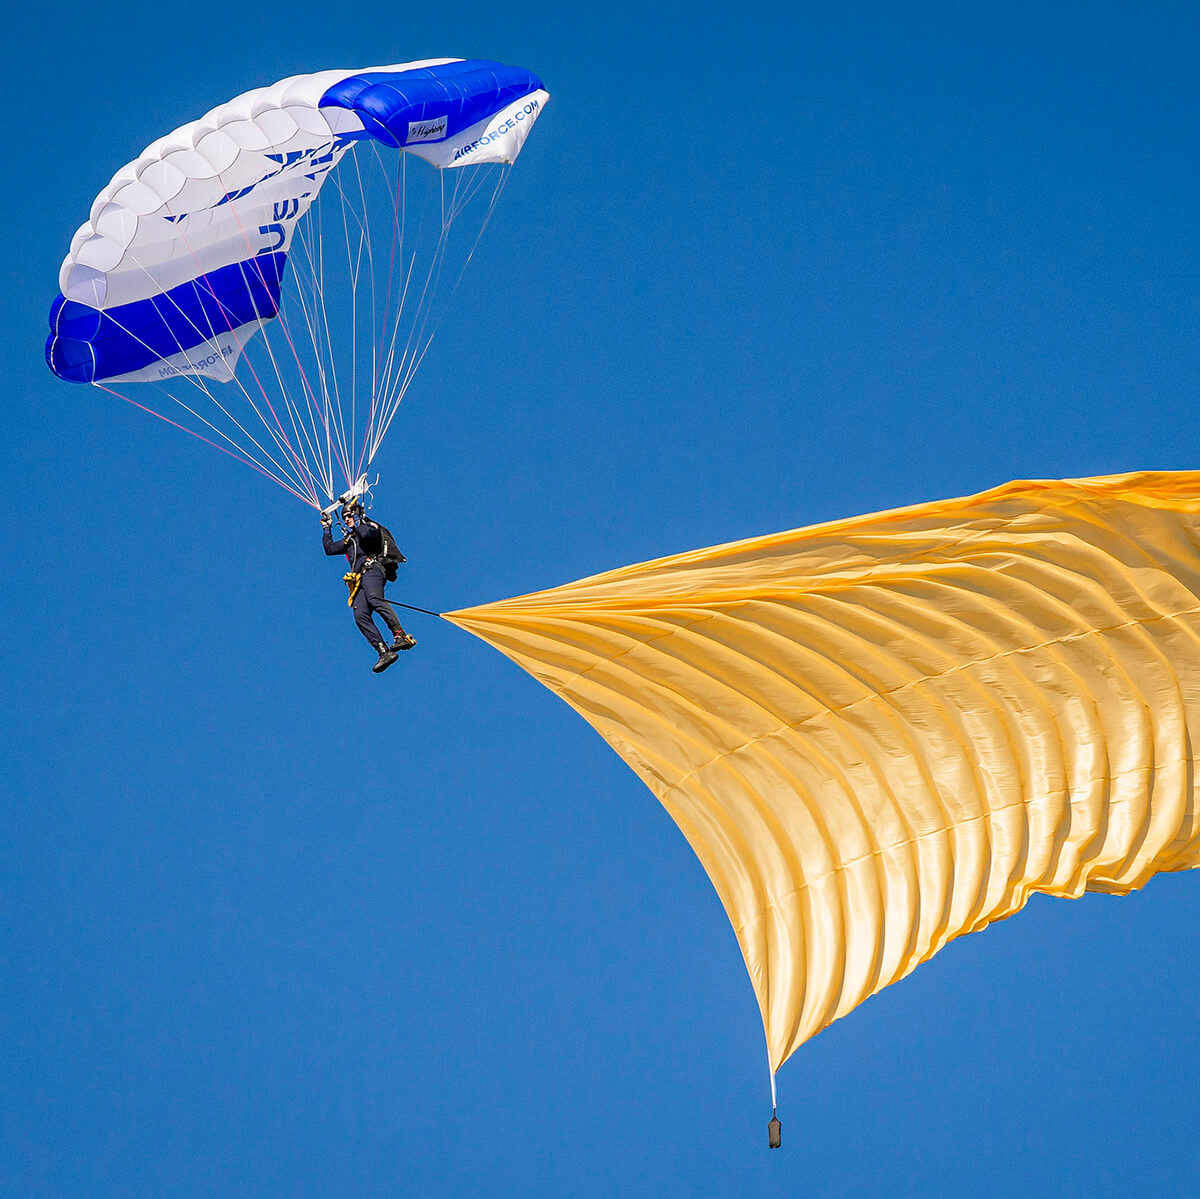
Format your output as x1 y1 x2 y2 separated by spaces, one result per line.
321 512 332 528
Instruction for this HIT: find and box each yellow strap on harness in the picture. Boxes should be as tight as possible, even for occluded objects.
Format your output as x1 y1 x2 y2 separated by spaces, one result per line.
343 571 363 606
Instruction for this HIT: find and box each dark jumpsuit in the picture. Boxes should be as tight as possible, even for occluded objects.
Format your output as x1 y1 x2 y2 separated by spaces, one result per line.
323 519 404 651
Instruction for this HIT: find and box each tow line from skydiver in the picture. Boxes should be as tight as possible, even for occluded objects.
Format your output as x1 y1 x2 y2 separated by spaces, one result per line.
388 602 442 617
337 582 442 619
331 587 442 619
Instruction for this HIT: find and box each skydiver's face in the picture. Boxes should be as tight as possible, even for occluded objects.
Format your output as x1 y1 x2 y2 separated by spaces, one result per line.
344 511 357 526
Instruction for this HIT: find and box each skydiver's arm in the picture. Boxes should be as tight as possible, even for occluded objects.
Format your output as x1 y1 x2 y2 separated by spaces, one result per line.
323 528 348 556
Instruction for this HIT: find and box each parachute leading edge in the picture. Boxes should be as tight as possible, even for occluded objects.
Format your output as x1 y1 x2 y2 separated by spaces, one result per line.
447 472 1200 1072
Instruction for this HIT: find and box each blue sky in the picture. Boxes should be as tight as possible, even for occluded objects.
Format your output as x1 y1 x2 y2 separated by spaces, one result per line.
4 3 1200 1194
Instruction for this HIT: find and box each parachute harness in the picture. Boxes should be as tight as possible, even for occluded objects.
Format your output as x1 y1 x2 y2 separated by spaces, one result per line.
340 510 365 606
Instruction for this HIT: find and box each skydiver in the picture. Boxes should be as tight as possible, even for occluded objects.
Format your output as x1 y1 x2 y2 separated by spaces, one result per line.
321 500 416 673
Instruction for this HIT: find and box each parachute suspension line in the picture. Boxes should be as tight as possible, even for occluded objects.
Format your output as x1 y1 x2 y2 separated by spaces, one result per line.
208 152 346 499
285 198 354 495
92 265 320 501
355 144 411 477
371 183 431 440
245 273 346 505
368 145 407 448
339 164 361 485
328 166 364 493
217 187 339 500
297 176 350 488
372 165 509 449
93 382 316 505
368 165 513 461
360 144 383 470
373 154 433 441
239 288 332 503
337 141 387 484
109 371 313 502
190 259 328 502
381 166 506 428
233 219 341 502
155 381 316 500
151 200 325 500
332 174 366 495
265 192 351 503
265 211 328 476
236 241 332 497
350 145 383 483
296 139 403 498
366 166 461 466
355 142 402 482
308 151 367 495
333 147 375 493
272 223 332 495
384 167 459 407
165 201 326 504
350 147 395 477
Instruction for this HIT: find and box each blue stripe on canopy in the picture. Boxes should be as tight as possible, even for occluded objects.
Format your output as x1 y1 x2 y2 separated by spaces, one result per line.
47 253 288 383
320 60 544 146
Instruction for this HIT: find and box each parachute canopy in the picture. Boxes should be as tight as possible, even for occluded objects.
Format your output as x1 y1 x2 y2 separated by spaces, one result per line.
448 473 1200 1072
46 60 548 506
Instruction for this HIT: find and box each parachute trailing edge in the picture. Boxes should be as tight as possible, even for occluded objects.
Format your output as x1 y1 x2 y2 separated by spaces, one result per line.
446 472 1200 1071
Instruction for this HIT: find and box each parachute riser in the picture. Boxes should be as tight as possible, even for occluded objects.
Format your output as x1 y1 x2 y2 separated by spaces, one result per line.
321 473 376 517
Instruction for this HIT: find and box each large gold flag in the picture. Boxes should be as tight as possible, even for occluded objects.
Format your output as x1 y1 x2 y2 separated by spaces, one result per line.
447 473 1200 1071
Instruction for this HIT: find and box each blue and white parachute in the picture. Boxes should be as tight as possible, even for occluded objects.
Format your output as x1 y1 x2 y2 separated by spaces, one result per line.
46 59 548 506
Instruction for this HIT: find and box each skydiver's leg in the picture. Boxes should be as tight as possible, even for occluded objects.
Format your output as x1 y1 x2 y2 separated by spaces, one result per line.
351 585 386 650
362 568 415 650
362 568 403 636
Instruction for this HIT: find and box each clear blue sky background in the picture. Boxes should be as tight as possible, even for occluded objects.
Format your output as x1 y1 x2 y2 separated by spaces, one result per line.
4 3 1199 1194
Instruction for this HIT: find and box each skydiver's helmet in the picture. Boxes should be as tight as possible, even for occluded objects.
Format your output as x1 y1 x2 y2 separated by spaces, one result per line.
341 499 364 523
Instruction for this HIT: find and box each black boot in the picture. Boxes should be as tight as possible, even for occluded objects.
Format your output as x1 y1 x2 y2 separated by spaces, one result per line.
372 644 400 673
391 630 417 651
